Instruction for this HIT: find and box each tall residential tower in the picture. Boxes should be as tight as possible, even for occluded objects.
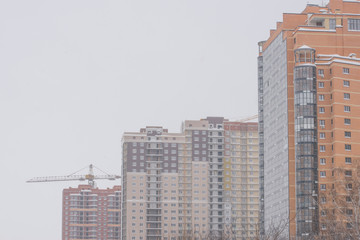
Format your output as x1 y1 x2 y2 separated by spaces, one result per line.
121 117 259 240
258 0 360 238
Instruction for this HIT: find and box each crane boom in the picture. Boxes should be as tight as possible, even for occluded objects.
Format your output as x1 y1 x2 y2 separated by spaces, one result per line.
26 174 120 183
26 164 121 187
237 114 258 122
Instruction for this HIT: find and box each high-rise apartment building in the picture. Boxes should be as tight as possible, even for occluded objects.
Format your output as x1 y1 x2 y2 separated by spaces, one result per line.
258 0 360 238
121 117 259 240
62 185 121 240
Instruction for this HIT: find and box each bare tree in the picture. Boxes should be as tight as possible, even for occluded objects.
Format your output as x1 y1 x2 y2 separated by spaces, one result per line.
316 159 360 239
253 214 298 240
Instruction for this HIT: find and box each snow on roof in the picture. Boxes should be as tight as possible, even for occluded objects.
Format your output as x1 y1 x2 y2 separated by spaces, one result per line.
296 45 315 50
297 63 316 67
317 54 360 61
298 27 336 32
316 59 360 66
332 59 360 66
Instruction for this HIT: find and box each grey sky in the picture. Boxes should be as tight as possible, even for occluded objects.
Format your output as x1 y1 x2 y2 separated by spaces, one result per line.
0 0 325 239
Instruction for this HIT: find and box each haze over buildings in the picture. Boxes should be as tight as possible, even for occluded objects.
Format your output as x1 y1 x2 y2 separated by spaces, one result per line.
0 0 341 239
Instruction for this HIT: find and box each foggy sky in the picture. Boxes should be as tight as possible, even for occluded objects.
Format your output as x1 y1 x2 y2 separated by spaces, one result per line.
0 0 326 239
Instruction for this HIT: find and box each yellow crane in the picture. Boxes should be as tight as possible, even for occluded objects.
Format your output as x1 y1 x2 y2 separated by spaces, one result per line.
26 164 121 187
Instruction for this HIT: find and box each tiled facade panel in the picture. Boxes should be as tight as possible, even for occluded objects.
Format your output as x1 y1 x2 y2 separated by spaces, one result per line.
262 32 290 232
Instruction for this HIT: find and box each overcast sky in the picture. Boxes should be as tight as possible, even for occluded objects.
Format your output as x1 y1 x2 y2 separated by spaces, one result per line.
0 0 326 239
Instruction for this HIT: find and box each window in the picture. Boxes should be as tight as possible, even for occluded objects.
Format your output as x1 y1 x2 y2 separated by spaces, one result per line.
320 171 326 177
320 145 326 152
319 133 325 139
318 69 324 76
345 144 351 151
329 19 336 29
344 106 351 112
343 68 350 74
345 131 351 138
345 170 352 177
319 107 325 113
347 183 353 190
320 184 326 190
343 80 350 87
320 158 326 165
321 224 327 230
319 120 325 127
318 82 324 88
344 118 351 125
343 93 350 100
348 18 360 30
321 197 326 204
346 157 352 164
319 94 325 101
346 209 353 216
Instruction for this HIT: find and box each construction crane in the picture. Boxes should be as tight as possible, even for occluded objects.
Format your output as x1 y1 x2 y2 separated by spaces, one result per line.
27 164 121 188
236 114 258 122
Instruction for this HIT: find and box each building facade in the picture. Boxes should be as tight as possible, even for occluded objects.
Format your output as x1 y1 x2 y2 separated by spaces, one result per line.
62 185 121 240
258 0 360 238
121 117 259 240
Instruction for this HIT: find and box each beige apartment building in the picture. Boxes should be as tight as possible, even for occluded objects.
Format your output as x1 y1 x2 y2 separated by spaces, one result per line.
121 117 259 240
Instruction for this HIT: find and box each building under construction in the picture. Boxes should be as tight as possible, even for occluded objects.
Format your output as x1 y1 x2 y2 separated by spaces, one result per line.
27 165 121 240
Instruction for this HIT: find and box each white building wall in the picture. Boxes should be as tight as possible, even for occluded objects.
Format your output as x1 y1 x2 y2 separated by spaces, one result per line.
262 32 290 232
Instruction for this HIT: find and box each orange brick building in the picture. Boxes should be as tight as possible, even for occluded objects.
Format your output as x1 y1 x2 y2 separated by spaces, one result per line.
258 0 360 238
62 185 121 240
